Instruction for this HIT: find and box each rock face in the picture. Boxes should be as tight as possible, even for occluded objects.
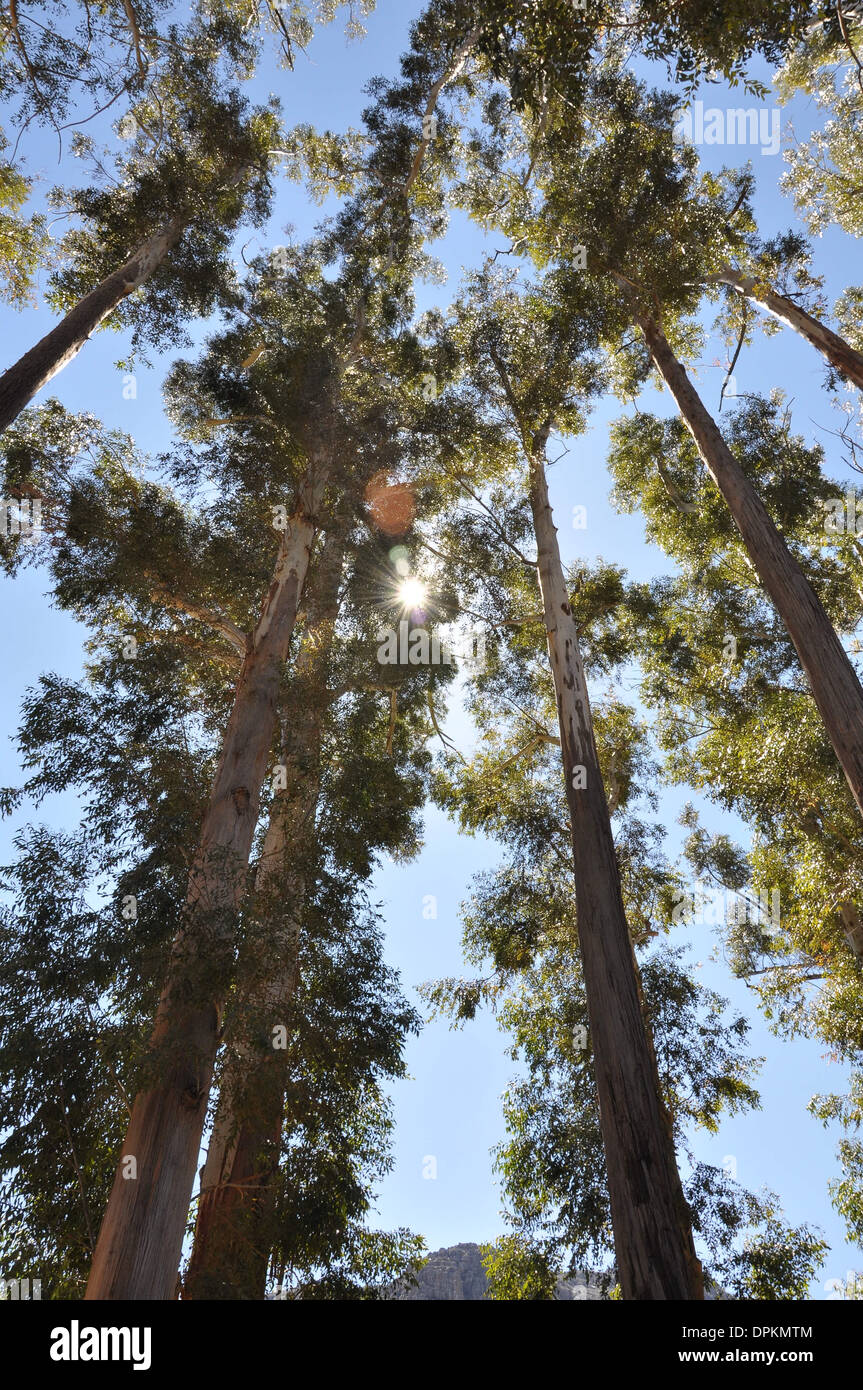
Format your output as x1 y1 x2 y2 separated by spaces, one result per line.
390 1242 605 1300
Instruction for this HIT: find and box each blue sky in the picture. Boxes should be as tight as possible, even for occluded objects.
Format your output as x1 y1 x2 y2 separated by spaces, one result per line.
1 1 862 1295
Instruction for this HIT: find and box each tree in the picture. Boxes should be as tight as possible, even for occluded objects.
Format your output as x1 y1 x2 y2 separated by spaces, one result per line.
420 268 704 1298
0 50 280 435
452 65 863 823
182 512 452 1297
631 310 863 822
605 391 863 1265
0 407 425 1299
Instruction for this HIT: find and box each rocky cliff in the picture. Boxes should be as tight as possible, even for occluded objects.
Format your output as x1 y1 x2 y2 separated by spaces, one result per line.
390 1242 605 1300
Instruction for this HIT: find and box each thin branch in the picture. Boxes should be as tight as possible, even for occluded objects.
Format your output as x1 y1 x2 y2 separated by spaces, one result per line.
723 181 751 230
837 0 863 101
487 342 531 457
200 415 276 430
7 0 62 148
427 688 466 763
439 463 537 567
743 965 824 981
57 79 133 134
657 459 699 514
497 730 560 771
719 303 748 412
499 692 558 741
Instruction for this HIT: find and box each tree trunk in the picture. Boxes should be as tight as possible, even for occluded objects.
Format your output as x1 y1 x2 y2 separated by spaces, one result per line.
85 471 327 1301
183 532 344 1301
711 266 863 393
638 311 863 822
182 798 305 1301
528 449 704 1301
0 218 186 435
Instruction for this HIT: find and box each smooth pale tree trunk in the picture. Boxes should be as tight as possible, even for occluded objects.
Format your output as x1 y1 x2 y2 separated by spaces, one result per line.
528 447 704 1301
0 218 185 434
183 533 344 1301
709 267 863 393
85 469 328 1301
637 311 863 822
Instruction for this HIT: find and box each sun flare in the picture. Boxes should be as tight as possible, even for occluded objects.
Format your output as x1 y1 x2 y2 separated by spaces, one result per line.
398 577 427 610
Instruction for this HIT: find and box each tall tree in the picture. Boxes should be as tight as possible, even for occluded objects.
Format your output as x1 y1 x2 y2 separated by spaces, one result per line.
432 271 704 1298
80 17 494 1295
0 406 424 1299
631 309 863 822
454 67 863 824
183 528 348 1300
0 50 280 435
605 395 863 1264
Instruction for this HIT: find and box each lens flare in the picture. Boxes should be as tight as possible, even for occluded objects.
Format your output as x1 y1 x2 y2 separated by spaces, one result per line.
399 577 427 610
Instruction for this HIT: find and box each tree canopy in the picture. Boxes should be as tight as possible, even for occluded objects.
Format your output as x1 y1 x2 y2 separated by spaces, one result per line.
1 0 862 1309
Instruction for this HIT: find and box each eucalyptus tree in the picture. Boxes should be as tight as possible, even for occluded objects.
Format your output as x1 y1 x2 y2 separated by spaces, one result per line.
606 392 863 1258
0 400 429 1299
0 11 500 1293
417 432 832 1297
423 268 703 1299
183 514 459 1299
777 3 863 243
0 48 281 436
419 472 826 1297
1 229 415 1298
457 65 863 823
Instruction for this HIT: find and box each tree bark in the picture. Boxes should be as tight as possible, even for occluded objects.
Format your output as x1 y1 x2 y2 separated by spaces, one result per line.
710 267 863 393
84 468 327 1301
528 448 704 1301
637 311 863 822
0 218 186 435
183 532 344 1301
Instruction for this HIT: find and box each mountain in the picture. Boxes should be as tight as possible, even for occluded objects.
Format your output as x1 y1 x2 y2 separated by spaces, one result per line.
389 1242 606 1300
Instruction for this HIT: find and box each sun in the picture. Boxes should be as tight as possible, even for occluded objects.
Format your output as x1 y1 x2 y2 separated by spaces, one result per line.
398 577 427 610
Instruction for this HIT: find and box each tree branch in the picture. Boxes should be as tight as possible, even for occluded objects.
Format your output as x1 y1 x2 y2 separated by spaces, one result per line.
121 0 147 77
402 28 481 198
150 585 250 658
